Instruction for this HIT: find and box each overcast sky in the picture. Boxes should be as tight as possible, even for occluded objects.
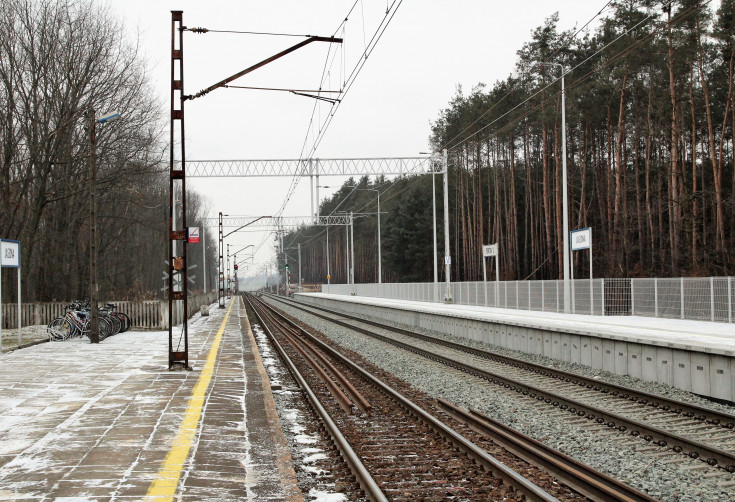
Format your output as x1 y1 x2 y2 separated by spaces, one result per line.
110 1 612 274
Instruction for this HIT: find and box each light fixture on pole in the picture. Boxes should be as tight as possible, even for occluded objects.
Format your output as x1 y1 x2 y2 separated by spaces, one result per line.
539 62 570 313
442 149 452 303
89 109 121 344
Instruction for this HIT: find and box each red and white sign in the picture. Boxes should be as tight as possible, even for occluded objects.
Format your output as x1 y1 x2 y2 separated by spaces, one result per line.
187 227 200 244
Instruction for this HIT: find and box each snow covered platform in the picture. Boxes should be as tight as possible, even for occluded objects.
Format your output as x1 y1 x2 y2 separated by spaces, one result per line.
0 297 301 501
296 293 735 402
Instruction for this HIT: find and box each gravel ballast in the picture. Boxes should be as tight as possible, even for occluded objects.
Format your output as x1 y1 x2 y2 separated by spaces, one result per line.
267 296 735 502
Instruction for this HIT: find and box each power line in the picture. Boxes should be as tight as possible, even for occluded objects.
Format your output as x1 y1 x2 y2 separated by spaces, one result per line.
442 0 690 154
438 0 622 152
275 0 404 219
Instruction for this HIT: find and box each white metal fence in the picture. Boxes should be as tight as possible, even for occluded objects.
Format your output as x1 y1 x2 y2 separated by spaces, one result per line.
323 276 734 323
0 292 219 330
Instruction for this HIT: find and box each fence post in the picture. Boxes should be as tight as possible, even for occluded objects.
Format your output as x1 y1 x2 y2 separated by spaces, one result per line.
710 277 715 322
680 277 685 319
631 279 635 316
728 277 732 323
654 278 658 318
602 279 606 316
160 300 167 329
541 282 545 312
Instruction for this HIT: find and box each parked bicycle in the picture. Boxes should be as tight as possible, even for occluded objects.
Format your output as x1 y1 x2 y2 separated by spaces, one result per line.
47 300 130 342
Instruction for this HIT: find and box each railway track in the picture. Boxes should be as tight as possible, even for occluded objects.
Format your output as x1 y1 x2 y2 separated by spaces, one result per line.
248 294 657 502
265 294 735 476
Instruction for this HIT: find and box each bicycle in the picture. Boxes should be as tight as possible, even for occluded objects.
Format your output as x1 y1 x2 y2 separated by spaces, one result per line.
47 300 130 341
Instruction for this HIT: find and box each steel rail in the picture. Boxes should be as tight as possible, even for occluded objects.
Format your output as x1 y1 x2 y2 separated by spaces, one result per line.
257 304 354 412
437 399 658 502
280 296 735 429
254 294 560 502
244 295 388 502
268 295 735 472
256 300 371 415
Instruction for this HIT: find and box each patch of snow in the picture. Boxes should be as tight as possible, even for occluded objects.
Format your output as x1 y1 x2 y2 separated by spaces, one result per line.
302 452 328 464
307 488 347 502
294 434 317 445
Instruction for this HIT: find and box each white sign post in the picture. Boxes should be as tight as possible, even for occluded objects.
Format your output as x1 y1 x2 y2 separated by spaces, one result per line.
570 228 592 314
482 243 499 307
0 239 22 347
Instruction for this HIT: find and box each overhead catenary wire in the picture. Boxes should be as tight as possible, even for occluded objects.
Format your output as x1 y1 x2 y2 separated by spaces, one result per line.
256 0 673 267
284 0 698 269
439 0 659 153
274 0 404 219
440 0 691 154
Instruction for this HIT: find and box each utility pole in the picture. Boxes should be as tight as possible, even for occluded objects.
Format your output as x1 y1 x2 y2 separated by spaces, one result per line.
350 212 355 286
168 11 189 369
326 226 330 287
86 109 121 344
376 192 382 283
202 224 207 294
560 67 570 313
345 223 349 283
167 11 341 368
89 109 99 344
443 149 452 303
298 243 302 293
218 212 224 308
540 62 570 313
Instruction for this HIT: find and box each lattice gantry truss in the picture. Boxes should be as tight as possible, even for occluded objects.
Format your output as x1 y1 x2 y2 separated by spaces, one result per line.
179 157 437 177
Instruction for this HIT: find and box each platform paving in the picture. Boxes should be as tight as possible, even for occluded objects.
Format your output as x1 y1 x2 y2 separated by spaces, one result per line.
303 293 735 354
0 297 301 501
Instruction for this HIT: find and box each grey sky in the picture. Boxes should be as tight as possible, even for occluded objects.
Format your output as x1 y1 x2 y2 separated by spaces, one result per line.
110 1 611 272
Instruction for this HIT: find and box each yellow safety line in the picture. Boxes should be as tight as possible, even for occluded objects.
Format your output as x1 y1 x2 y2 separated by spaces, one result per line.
145 300 234 500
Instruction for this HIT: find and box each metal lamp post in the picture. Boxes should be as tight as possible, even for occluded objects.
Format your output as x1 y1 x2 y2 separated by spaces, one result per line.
355 188 381 283
89 109 121 343
442 149 452 303
420 152 440 300
540 62 570 313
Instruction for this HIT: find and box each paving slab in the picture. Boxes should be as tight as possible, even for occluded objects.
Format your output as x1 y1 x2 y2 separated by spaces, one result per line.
0 297 302 501
303 292 735 355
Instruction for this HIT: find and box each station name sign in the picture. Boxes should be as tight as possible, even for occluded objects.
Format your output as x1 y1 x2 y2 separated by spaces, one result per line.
482 244 498 257
0 239 20 268
570 228 592 251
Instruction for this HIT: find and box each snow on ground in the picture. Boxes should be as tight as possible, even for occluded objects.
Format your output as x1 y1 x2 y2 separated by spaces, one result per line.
308 489 348 502
252 323 347 501
0 324 49 351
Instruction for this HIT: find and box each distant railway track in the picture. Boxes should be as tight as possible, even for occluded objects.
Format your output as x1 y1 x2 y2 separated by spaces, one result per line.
265 294 735 476
248 293 657 502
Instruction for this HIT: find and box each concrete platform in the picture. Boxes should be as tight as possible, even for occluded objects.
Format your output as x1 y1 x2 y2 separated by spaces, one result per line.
296 293 735 402
0 297 301 501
